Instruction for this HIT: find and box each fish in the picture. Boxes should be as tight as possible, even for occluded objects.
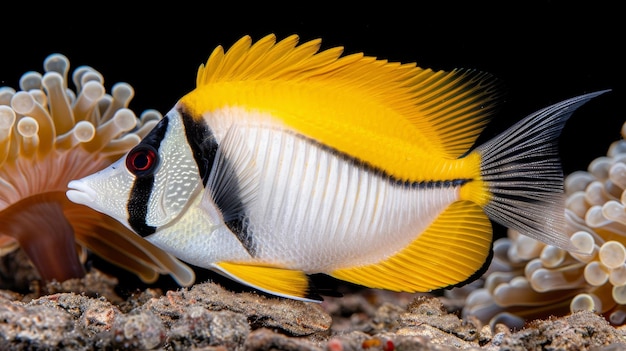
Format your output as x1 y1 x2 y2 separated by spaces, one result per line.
66 33 608 302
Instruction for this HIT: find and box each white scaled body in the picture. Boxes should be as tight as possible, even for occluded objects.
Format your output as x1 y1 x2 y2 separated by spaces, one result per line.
148 108 460 273
67 34 607 301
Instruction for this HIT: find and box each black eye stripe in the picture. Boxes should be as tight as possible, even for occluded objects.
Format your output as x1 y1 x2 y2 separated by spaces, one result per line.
127 116 169 236
128 176 156 236
140 116 170 147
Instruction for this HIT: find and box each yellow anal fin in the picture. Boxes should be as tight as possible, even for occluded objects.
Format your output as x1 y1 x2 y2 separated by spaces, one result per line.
213 261 323 302
331 200 493 292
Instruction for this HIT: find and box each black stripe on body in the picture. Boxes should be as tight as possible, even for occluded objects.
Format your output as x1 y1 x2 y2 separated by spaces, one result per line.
398 178 471 189
297 131 474 190
181 111 256 255
127 117 169 237
181 111 218 186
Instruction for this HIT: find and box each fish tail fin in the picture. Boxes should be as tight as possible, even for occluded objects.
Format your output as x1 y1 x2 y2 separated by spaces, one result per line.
474 90 610 250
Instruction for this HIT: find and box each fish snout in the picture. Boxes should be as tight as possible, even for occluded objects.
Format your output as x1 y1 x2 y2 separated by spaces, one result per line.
66 180 98 205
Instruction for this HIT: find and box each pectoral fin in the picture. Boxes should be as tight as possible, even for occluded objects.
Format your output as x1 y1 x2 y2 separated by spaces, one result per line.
212 261 323 302
201 124 260 253
206 124 259 223
331 200 493 292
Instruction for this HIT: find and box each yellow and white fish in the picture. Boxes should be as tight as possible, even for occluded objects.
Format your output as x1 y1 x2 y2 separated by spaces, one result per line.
67 34 607 301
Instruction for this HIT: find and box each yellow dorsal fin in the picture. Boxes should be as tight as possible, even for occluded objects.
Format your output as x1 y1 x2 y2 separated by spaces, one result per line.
183 34 502 180
331 200 493 292
213 261 322 302
193 34 501 158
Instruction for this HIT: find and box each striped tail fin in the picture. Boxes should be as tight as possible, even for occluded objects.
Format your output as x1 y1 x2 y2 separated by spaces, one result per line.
476 90 610 251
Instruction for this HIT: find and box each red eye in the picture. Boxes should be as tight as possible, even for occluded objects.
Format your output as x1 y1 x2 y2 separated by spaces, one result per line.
126 145 158 176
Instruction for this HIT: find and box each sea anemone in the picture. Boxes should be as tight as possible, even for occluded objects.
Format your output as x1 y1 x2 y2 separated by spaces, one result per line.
0 54 194 287
460 119 626 328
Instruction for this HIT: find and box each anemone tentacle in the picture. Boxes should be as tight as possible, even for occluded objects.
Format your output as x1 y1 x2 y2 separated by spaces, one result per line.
0 54 195 288
459 118 626 327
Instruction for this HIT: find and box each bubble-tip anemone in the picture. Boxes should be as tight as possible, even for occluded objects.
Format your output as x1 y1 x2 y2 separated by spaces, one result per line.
0 54 194 287
459 118 626 327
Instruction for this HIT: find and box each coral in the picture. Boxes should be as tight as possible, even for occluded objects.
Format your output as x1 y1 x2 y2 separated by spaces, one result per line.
2 276 623 350
0 53 194 288
460 119 626 327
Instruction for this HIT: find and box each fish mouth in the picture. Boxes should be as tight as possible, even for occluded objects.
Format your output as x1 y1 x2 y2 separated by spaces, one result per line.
66 180 97 206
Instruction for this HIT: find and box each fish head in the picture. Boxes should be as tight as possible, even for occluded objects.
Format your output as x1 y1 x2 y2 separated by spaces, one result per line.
66 108 204 237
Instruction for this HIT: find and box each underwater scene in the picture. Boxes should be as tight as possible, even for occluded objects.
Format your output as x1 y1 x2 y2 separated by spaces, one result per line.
0 4 622 350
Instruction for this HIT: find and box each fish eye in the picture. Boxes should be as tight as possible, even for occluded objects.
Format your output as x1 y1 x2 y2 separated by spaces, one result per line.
126 144 159 177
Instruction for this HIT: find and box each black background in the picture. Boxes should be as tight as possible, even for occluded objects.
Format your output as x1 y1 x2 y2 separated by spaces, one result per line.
1 3 621 175
0 3 622 269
